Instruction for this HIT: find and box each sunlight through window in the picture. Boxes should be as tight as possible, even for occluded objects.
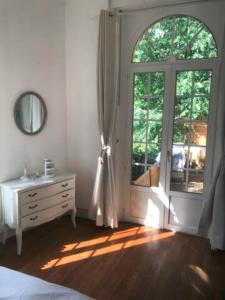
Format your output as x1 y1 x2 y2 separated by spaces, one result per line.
41 230 175 270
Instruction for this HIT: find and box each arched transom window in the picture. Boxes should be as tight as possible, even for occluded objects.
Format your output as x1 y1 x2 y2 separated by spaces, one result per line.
133 15 218 62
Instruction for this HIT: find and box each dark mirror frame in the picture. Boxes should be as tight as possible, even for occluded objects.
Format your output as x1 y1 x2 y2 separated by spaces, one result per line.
14 91 47 136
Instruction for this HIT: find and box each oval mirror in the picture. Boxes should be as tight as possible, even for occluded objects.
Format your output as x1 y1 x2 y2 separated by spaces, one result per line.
14 92 47 135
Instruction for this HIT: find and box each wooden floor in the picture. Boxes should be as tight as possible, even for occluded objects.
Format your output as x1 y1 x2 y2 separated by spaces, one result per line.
0 216 225 300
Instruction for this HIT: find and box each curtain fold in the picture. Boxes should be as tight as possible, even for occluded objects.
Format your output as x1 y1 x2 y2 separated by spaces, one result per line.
198 29 225 250
88 10 120 228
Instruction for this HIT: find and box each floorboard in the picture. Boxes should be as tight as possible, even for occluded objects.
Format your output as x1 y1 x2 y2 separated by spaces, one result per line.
0 216 225 300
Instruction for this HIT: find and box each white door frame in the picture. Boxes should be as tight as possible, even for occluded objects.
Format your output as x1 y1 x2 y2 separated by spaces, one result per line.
163 61 220 233
115 1 224 233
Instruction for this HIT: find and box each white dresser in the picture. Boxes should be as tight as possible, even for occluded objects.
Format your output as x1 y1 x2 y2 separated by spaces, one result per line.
0 171 76 255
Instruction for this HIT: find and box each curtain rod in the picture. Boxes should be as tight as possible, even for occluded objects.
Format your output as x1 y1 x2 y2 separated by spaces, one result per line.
112 0 223 15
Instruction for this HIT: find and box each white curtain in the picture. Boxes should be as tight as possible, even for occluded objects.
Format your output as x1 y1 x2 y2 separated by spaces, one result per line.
198 30 225 250
88 10 120 228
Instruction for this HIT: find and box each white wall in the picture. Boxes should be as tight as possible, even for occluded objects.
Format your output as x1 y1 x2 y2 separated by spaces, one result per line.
0 0 67 181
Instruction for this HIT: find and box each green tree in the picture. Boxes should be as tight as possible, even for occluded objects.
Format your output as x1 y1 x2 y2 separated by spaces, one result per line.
131 15 215 183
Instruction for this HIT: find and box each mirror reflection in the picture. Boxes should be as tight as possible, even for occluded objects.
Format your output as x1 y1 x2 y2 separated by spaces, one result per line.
14 92 47 135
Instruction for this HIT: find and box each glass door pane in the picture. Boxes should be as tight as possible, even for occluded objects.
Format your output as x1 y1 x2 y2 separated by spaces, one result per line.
170 70 212 193
131 72 165 187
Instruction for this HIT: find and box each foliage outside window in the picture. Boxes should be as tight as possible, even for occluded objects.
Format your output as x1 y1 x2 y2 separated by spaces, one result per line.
130 15 217 193
170 70 212 193
131 72 164 186
133 16 218 62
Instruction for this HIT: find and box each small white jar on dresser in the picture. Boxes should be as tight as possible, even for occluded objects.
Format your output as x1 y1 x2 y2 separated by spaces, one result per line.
0 171 76 255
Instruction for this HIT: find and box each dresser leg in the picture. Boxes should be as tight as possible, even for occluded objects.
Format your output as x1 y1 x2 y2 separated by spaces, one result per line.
71 209 76 228
16 228 22 255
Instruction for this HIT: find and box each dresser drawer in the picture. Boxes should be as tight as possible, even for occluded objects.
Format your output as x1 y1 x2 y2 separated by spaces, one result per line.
21 199 74 229
21 189 75 217
20 178 75 205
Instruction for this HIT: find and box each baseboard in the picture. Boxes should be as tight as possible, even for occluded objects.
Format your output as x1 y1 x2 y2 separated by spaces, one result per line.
0 210 89 244
76 208 89 219
0 226 15 244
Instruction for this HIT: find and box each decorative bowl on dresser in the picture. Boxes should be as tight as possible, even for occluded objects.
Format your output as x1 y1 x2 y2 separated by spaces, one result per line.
0 171 76 255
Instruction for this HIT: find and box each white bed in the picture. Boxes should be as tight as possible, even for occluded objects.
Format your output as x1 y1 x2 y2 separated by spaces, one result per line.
0 267 94 300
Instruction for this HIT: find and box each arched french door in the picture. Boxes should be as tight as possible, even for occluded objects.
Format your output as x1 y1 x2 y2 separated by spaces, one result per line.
116 3 224 233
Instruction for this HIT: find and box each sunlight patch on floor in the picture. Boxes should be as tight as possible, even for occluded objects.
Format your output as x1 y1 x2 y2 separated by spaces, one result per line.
61 226 154 253
41 230 175 270
188 265 210 285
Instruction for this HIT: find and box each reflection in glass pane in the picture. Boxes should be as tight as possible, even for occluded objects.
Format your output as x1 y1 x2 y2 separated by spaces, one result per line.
132 165 145 182
147 144 161 165
146 17 174 62
175 17 203 60
132 165 160 187
170 170 185 191
133 166 151 186
171 70 212 194
149 97 163 120
132 143 145 164
174 97 191 120
131 72 164 187
192 97 209 122
194 71 212 95
133 120 146 142
133 38 155 63
151 73 165 96
190 123 207 146
189 146 206 169
170 170 204 193
191 29 217 60
148 122 162 144
171 145 186 170
133 16 217 62
173 121 190 144
176 72 192 96
133 98 148 120
173 17 189 58
187 171 204 193
134 73 148 97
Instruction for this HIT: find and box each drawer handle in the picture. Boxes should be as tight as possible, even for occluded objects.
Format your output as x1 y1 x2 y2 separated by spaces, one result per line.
62 193 69 198
62 204 69 209
61 183 69 188
30 216 38 221
29 204 38 209
28 192 37 198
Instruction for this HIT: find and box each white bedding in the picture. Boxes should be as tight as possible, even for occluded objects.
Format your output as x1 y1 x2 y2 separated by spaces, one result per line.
0 267 94 300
